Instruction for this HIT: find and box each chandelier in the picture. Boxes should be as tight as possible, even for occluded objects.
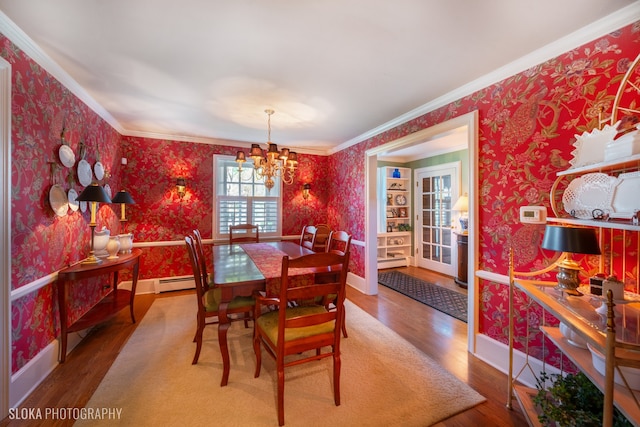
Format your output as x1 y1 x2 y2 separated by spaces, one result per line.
235 109 298 191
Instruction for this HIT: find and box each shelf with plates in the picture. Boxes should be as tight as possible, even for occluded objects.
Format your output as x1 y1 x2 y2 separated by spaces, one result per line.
509 279 640 426
550 154 640 228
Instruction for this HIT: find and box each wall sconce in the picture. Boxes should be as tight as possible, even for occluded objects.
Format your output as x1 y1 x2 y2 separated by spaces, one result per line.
176 178 186 199
302 183 311 200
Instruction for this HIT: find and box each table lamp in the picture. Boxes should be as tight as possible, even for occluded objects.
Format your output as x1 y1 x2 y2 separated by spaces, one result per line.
541 224 601 296
111 190 135 222
452 193 469 234
76 183 112 264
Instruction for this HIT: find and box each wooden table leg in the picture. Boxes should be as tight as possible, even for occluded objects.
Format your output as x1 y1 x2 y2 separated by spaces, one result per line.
129 260 140 323
218 301 231 386
57 279 68 363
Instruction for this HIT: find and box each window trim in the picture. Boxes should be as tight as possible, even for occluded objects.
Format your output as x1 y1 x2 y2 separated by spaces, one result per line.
212 154 282 241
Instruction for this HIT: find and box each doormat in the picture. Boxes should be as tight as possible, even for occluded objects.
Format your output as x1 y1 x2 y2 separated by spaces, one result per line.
378 270 467 322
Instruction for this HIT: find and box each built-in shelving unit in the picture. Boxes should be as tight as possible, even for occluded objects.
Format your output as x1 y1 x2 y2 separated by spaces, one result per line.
377 166 412 268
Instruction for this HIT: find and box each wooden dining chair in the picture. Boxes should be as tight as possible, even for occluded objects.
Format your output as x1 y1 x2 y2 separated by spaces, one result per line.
229 223 259 244
299 225 318 250
313 223 331 252
324 230 352 337
185 234 255 366
192 229 209 284
252 251 350 426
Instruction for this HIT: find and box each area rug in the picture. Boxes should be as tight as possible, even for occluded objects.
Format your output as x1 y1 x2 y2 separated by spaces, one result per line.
378 271 468 322
77 295 484 426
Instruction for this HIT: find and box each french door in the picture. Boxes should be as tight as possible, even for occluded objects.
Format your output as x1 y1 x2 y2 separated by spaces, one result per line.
414 163 460 276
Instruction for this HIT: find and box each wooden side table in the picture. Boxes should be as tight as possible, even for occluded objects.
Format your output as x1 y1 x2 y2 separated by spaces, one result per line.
454 232 468 289
56 248 142 362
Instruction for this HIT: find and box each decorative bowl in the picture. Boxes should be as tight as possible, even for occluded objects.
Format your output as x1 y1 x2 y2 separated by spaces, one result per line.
587 343 640 390
559 322 587 349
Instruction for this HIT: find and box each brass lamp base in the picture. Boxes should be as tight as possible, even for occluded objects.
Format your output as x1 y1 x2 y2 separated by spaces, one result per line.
81 251 103 265
554 263 582 296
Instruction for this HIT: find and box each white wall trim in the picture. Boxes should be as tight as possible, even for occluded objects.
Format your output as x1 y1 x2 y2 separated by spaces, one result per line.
331 3 640 155
473 333 559 391
0 53 11 421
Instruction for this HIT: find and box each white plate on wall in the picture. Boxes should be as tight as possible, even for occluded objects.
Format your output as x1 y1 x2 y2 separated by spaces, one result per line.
79 200 87 213
59 145 75 168
49 184 68 217
104 183 112 199
94 161 105 180
77 159 93 187
67 188 79 212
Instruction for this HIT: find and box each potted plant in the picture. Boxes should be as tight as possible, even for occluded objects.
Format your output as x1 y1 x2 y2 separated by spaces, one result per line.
533 371 631 426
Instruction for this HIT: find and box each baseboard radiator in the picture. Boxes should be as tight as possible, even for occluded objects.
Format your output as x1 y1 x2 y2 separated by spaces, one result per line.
154 275 195 293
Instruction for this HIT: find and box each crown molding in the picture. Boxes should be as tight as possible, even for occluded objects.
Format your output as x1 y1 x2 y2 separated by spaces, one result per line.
0 11 125 134
122 129 327 156
331 3 640 155
2 5 639 158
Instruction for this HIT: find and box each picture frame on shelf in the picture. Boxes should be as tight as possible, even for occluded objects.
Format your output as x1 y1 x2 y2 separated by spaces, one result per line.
398 207 407 218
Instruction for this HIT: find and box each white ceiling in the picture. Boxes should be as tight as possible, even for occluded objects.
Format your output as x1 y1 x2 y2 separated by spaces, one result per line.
0 1 638 155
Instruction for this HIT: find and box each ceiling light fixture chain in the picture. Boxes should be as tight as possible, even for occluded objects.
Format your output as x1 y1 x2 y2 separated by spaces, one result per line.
235 109 298 191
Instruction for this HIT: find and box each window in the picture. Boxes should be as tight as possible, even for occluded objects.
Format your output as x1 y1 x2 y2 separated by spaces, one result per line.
213 155 282 240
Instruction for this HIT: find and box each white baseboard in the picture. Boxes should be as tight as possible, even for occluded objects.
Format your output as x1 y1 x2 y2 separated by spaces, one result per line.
10 332 83 408
473 333 559 390
346 272 367 294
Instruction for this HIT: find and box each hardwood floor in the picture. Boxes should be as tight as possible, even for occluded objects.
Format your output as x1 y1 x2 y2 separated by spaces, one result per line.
1 268 527 426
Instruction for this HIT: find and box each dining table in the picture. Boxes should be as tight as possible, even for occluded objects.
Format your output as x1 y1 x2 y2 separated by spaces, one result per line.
211 240 317 386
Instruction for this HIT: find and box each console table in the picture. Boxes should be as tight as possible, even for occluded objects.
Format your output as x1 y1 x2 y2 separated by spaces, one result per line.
56 249 142 362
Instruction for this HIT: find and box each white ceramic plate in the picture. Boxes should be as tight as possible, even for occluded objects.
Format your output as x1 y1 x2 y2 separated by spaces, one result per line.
94 161 105 180
49 184 68 217
562 173 617 219
79 200 87 213
104 183 112 199
77 159 93 187
67 188 79 212
611 171 640 217
58 145 75 168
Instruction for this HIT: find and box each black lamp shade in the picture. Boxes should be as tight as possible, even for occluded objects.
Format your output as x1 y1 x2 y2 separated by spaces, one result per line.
111 190 135 204
541 225 601 255
76 183 112 203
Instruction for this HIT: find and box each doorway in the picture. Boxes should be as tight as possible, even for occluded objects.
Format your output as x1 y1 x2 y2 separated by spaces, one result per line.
1 56 11 419
415 162 460 277
364 110 478 352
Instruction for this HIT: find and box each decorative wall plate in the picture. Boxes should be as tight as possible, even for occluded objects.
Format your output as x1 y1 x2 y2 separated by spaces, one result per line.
395 194 407 205
104 183 112 199
562 173 617 219
611 171 640 217
77 159 93 186
49 184 68 217
58 144 75 168
94 161 105 180
67 188 79 212
79 200 87 213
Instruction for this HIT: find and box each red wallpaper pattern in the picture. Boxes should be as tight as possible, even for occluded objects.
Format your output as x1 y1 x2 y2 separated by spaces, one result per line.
5 22 640 374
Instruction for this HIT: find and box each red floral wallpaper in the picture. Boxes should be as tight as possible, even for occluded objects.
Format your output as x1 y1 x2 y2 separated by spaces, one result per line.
5 21 640 376
326 23 640 369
